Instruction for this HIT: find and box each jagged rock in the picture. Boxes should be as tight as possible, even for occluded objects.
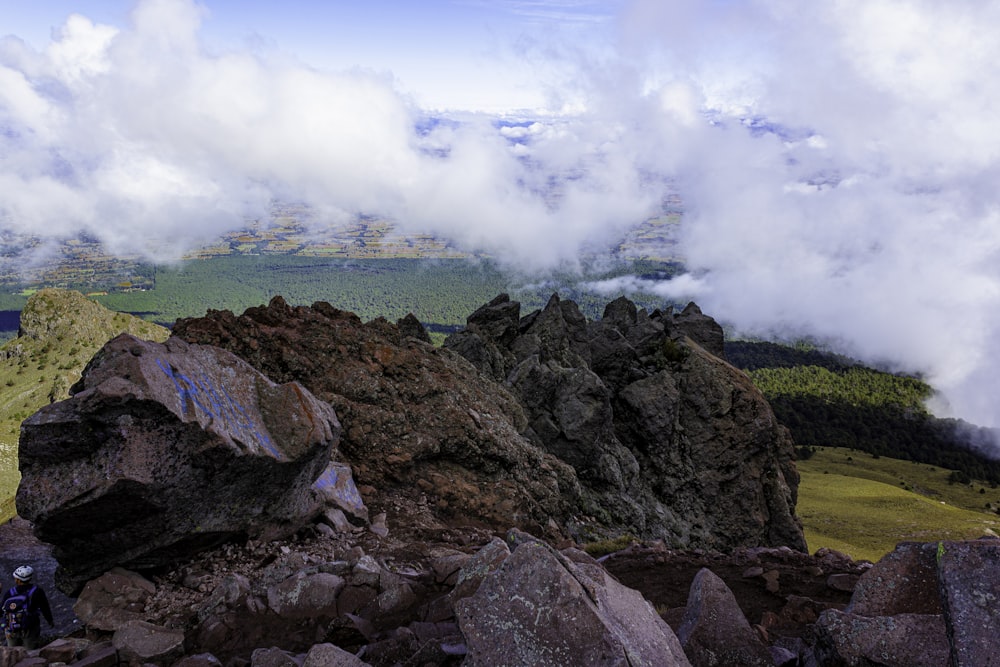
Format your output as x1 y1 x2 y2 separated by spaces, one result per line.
171 296 581 539
673 302 725 358
676 568 773 667
446 293 805 550
936 539 1000 667
112 620 186 666
74 568 157 632
813 610 950 666
454 534 692 667
16 334 343 592
313 463 369 526
303 642 370 667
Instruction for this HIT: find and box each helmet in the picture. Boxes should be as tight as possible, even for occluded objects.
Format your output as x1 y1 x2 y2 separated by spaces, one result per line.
12 565 33 583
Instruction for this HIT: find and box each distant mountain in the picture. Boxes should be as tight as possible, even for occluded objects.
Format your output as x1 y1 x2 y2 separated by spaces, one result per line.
0 289 169 519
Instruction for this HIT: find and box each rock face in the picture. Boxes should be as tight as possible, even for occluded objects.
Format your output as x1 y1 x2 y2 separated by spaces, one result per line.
173 294 804 552
444 293 805 549
16 334 342 592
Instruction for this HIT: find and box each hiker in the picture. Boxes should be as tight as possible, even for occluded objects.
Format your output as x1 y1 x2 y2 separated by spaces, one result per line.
2 565 54 649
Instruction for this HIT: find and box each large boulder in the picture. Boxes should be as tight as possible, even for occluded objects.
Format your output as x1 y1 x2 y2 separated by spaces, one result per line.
17 334 342 592
454 532 692 666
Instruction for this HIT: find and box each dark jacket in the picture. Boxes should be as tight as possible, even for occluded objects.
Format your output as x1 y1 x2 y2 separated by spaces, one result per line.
1 584 54 630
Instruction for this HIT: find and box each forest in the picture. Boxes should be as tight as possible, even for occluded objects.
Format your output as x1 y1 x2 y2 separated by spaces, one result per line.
0 256 683 341
727 341 1000 485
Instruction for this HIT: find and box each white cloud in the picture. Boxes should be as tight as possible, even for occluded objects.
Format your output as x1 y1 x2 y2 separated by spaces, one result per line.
3 0 1000 434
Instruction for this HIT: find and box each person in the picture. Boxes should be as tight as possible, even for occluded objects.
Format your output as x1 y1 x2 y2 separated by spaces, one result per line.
1 565 54 649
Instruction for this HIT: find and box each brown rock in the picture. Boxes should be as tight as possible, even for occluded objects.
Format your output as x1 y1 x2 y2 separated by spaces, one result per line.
74 568 157 632
0 648 29 667
112 620 186 667
826 573 860 592
171 297 579 541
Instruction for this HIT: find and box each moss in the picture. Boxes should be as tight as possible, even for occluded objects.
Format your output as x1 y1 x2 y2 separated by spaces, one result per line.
583 534 636 557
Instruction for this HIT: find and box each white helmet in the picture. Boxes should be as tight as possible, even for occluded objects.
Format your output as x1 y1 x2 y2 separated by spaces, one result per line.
12 565 33 583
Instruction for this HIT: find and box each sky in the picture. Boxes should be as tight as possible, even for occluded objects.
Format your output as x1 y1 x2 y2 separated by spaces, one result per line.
2 0 1000 434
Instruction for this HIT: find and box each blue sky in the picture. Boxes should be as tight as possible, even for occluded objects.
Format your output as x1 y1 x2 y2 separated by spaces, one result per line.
1 0 620 111
3 0 1000 432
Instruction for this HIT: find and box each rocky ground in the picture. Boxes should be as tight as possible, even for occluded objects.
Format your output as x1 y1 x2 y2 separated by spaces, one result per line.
0 513 869 666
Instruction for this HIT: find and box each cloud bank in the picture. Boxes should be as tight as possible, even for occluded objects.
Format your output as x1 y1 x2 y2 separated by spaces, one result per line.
0 0 657 268
2 0 1000 432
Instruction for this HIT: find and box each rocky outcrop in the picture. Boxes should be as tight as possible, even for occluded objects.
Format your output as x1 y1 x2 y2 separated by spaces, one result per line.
171 297 581 542
445 293 805 550
172 294 804 552
16 334 344 593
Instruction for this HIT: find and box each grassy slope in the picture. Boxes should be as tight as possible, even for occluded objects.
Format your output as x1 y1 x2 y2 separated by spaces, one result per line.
0 289 169 521
796 447 1000 562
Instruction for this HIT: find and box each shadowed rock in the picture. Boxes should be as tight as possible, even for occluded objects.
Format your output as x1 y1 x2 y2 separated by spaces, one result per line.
17 334 342 593
937 540 1000 667
446 293 805 550
677 568 773 667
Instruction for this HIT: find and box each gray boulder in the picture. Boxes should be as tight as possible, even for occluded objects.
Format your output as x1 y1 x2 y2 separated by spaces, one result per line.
454 533 691 667
17 334 343 592
677 568 773 667
816 539 1000 667
937 539 1000 667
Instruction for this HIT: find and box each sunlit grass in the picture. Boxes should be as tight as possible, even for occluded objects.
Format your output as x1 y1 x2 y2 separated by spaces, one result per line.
797 447 1000 562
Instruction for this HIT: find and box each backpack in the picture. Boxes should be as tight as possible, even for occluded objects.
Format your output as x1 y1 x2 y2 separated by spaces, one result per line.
2 586 36 634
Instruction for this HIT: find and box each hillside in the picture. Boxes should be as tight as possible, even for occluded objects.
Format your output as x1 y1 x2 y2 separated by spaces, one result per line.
727 340 1000 484
0 289 169 519
797 446 1000 562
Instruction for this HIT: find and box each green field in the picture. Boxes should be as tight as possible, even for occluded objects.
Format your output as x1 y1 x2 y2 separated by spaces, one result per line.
797 447 1000 562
